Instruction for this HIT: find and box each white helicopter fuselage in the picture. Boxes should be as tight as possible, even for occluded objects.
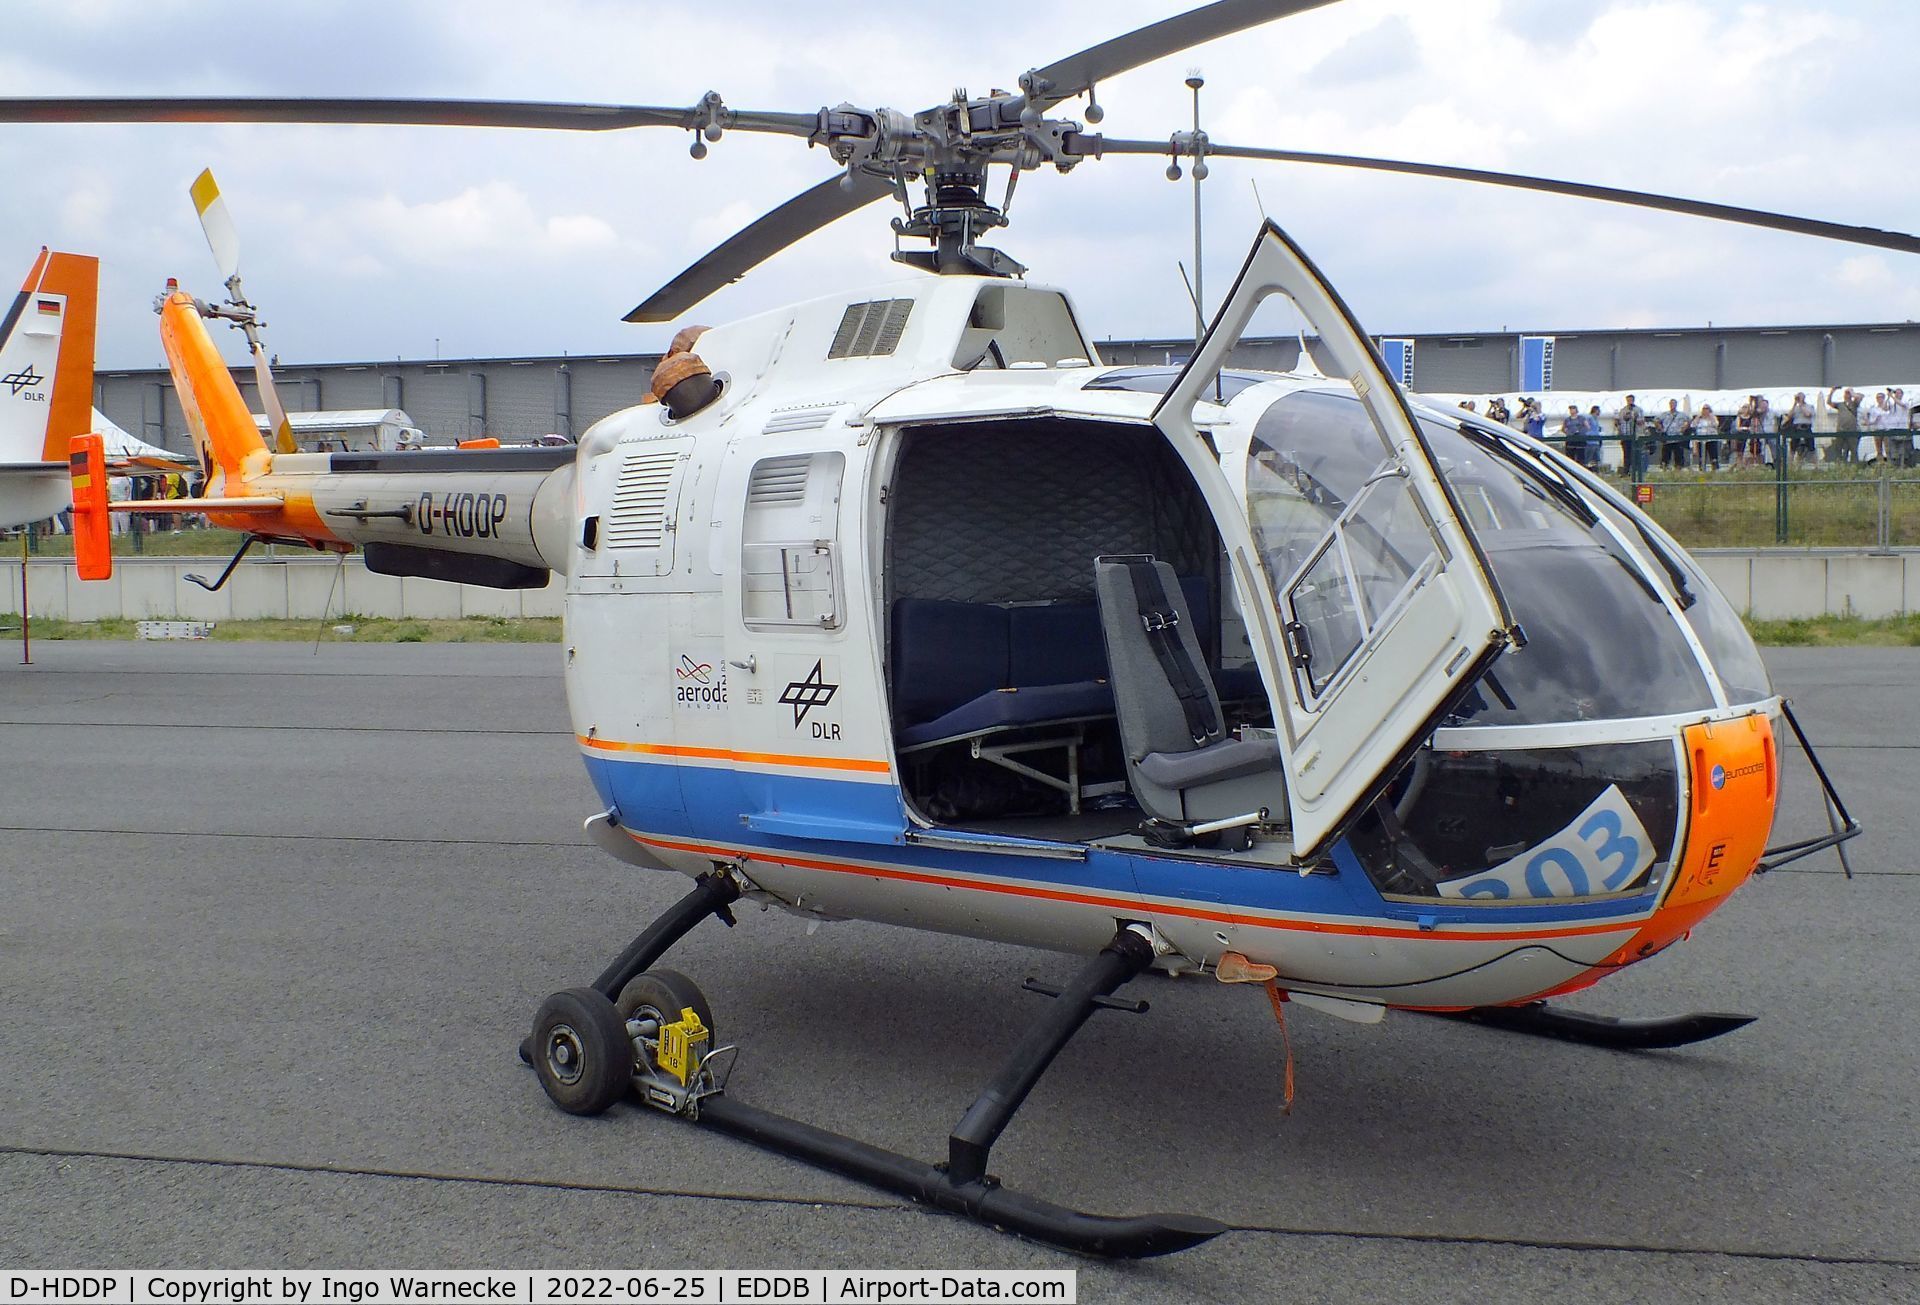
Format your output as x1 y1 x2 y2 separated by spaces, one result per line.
540 264 1781 1014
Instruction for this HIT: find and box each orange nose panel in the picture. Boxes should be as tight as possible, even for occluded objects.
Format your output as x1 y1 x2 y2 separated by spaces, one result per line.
1669 712 1777 911
1534 711 1778 1000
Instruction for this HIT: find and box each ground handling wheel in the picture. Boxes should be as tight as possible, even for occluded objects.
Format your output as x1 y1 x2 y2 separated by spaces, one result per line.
618 970 718 1113
531 986 634 1116
617 969 715 1042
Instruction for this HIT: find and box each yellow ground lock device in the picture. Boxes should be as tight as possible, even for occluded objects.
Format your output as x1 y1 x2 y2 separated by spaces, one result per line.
657 1008 710 1085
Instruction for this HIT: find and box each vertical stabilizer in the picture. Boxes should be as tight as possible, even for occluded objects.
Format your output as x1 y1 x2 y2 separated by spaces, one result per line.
0 248 98 463
157 287 269 486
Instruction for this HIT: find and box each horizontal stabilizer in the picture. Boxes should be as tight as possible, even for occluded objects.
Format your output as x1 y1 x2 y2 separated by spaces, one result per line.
113 496 282 512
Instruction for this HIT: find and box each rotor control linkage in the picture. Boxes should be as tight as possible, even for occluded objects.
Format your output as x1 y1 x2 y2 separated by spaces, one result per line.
1430 1000 1755 1051
693 926 1225 1258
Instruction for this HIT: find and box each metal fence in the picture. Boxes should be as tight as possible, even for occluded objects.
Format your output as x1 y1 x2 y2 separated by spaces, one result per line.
1548 431 1920 548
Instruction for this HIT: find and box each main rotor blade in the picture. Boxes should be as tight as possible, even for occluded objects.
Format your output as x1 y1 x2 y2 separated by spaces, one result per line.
1085 137 1920 257
625 170 896 324
1024 0 1340 110
0 97 819 137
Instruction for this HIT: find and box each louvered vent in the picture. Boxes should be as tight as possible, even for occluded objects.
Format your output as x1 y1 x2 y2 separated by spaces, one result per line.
763 406 836 435
747 454 811 507
827 299 914 359
605 450 680 548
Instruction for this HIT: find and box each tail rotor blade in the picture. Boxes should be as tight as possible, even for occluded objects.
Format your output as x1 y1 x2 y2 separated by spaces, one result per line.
190 168 242 283
253 347 295 454
189 169 295 452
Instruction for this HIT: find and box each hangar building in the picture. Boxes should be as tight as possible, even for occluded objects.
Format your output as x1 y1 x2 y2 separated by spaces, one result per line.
93 319 1920 453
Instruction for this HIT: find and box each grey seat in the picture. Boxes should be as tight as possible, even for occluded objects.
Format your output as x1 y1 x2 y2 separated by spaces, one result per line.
1094 556 1285 827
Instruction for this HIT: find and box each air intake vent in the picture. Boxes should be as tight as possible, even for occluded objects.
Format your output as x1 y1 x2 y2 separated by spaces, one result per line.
605 449 681 548
763 406 836 435
827 299 914 359
747 454 811 507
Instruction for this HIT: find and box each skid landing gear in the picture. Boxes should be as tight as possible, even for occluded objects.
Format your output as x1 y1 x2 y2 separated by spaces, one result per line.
1431 1001 1755 1050
526 886 1225 1258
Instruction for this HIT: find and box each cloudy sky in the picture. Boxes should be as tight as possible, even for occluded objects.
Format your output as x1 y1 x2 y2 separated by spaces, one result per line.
3 0 1917 368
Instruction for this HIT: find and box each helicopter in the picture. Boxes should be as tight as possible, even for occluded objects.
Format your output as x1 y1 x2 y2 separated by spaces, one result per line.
16 0 1883 1260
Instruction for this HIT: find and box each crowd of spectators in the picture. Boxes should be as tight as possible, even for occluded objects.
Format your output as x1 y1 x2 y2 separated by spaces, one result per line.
1455 386 1918 477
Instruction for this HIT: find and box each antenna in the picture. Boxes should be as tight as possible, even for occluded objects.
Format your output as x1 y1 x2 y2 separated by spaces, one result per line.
1186 70 1207 350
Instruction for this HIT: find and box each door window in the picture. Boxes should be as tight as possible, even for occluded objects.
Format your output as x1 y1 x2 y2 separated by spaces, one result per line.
740 451 845 629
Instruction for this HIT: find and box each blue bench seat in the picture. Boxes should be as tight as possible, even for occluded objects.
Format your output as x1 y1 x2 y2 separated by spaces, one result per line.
891 580 1238 744
897 680 1116 750
891 596 1116 749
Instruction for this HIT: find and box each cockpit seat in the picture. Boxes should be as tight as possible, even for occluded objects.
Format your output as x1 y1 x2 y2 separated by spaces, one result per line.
1094 555 1285 828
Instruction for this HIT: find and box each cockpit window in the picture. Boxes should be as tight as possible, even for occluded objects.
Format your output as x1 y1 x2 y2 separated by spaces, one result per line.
1348 740 1682 901
1567 466 1774 705
1246 390 1441 701
1245 391 1714 724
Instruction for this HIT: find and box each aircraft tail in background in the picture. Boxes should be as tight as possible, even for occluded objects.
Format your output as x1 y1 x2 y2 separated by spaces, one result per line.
0 248 98 528
1 248 97 463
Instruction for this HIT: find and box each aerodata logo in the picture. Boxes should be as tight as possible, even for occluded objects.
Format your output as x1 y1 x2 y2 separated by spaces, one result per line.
673 653 726 709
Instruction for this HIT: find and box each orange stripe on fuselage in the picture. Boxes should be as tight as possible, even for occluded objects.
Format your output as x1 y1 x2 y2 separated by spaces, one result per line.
623 830 1644 944
579 736 892 775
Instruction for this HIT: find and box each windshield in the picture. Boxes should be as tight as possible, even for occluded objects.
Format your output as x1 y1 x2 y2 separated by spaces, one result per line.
1563 462 1774 705
1245 390 1715 723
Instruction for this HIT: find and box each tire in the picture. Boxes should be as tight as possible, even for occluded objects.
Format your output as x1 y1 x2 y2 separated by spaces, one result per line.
530 986 633 1116
617 969 716 1046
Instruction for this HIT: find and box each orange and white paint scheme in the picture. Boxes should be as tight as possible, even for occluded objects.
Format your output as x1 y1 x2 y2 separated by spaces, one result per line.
75 277 575 587
0 248 98 528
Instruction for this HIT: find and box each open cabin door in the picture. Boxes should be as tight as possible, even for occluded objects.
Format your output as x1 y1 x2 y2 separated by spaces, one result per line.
1152 222 1515 858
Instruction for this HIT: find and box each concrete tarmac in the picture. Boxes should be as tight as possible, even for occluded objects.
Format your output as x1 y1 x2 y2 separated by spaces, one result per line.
1 641 1915 1301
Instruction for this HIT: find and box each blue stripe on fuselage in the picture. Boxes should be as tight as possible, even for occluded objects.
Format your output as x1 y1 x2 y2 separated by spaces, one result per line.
582 754 1662 928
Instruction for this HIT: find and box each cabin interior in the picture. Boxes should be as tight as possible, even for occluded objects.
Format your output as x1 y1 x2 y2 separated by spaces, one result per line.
882 417 1277 844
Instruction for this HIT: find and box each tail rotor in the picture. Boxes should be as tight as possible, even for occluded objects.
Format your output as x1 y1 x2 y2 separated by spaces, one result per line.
188 168 295 454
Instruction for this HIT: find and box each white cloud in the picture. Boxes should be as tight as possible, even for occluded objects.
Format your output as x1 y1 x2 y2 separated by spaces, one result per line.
2 0 1917 365
1836 254 1891 290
